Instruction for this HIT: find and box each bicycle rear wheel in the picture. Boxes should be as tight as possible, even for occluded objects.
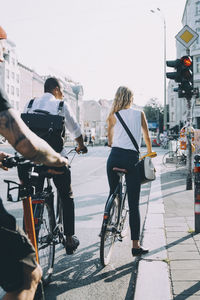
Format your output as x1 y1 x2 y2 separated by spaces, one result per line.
100 194 120 266
33 193 56 285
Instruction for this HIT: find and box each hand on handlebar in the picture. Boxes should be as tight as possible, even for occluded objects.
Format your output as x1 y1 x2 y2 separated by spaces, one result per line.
76 145 88 154
140 151 157 160
0 152 11 171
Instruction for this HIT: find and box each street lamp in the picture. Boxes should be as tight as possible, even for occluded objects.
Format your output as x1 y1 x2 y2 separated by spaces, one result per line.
150 8 167 131
72 85 82 124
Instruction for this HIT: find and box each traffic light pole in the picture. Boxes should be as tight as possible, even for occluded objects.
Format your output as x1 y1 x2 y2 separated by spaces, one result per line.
185 48 193 190
186 97 193 190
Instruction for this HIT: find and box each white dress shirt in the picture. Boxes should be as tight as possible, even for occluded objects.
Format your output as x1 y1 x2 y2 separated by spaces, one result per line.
23 93 82 156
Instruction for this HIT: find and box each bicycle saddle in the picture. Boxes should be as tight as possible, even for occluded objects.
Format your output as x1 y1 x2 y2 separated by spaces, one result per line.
113 167 128 174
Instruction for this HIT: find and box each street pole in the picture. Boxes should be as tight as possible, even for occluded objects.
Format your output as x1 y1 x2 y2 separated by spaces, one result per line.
185 48 193 190
150 8 167 131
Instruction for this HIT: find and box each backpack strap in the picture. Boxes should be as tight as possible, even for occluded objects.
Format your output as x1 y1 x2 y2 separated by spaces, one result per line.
27 98 35 111
58 101 64 115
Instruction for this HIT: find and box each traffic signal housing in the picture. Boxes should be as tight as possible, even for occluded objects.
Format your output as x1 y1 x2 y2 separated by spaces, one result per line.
166 55 193 99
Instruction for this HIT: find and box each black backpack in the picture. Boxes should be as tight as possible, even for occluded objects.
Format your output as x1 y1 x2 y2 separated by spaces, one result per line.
21 99 65 153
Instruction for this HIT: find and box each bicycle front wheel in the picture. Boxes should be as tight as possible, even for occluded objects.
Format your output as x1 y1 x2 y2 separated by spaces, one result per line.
34 194 56 285
162 151 178 168
100 195 120 266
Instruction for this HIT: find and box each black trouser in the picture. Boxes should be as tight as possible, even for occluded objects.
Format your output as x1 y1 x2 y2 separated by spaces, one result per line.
107 147 141 240
37 166 74 236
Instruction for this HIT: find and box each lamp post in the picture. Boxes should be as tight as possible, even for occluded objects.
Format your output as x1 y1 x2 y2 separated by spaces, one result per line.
72 85 81 124
150 8 167 131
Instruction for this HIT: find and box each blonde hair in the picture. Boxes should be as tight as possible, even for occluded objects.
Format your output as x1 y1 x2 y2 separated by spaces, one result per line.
109 86 133 116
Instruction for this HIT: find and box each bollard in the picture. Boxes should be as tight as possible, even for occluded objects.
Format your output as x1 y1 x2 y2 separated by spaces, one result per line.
194 155 200 233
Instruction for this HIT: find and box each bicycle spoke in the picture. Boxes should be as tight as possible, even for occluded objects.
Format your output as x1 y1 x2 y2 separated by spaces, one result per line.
100 196 119 266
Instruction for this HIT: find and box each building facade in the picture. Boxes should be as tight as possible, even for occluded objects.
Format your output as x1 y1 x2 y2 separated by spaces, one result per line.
0 39 20 112
168 0 200 130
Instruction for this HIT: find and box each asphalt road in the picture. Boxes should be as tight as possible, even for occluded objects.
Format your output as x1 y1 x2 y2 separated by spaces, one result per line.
0 145 159 300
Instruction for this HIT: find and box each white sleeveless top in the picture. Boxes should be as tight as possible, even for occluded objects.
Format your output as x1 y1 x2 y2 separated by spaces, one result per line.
112 107 142 151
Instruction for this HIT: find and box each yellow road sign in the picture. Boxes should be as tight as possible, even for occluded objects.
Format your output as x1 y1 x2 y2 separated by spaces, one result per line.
176 25 198 48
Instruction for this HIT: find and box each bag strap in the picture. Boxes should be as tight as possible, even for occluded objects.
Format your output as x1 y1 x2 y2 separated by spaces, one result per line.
58 101 64 115
27 98 35 110
115 111 140 154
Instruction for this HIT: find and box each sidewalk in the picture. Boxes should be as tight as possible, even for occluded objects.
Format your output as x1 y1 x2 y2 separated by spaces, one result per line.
135 164 200 300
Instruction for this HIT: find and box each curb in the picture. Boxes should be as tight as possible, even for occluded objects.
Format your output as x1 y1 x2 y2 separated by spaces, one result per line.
134 167 172 300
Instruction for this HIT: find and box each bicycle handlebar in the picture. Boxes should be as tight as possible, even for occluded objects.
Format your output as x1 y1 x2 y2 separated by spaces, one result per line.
2 148 80 170
140 152 157 160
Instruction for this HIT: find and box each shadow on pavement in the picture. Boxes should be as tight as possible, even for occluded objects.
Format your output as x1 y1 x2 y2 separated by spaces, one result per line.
44 241 138 299
144 233 196 258
173 281 200 299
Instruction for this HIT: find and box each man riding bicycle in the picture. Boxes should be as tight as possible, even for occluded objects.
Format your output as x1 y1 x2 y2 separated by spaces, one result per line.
23 77 88 254
0 26 68 300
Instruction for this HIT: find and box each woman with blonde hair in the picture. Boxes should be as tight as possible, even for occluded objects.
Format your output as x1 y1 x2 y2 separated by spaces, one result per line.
106 86 152 256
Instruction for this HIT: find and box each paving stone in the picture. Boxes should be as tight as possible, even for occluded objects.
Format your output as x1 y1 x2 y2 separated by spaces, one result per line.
144 213 164 229
165 226 189 231
173 281 200 295
167 244 197 252
168 252 200 260
174 295 200 300
166 231 192 238
166 237 195 245
170 260 200 270
171 269 200 281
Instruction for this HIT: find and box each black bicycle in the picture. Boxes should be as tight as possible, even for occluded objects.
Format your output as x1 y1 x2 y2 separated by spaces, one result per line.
3 149 77 285
100 167 129 266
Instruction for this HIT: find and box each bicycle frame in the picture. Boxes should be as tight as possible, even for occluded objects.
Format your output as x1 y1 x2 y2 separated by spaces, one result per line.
104 171 127 231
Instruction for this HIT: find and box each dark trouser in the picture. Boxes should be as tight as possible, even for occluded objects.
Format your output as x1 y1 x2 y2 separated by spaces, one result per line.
107 147 141 240
37 166 74 236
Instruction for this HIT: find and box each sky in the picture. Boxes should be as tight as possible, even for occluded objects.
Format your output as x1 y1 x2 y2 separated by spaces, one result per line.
1 0 186 106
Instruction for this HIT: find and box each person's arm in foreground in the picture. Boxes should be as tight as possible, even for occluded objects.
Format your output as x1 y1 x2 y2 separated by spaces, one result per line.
0 108 68 167
141 111 152 154
107 113 116 147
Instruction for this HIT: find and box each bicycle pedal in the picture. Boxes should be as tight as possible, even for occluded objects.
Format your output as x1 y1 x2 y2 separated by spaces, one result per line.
118 237 123 242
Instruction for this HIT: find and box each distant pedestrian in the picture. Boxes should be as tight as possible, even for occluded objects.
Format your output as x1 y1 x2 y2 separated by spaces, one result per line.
106 86 153 256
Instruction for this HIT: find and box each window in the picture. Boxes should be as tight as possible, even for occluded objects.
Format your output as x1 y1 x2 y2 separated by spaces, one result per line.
197 57 200 73
16 88 19 97
10 100 14 107
16 74 19 83
6 69 9 79
6 84 9 94
171 98 174 107
11 72 15 80
12 57 15 66
11 85 14 95
16 102 19 110
196 1 200 15
196 28 200 44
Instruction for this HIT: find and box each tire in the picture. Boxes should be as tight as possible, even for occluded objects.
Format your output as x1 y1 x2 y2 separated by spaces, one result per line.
100 195 120 266
119 191 128 238
34 194 56 285
162 151 178 168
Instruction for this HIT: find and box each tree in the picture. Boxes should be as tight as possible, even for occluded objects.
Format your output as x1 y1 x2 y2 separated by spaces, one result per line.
143 98 164 133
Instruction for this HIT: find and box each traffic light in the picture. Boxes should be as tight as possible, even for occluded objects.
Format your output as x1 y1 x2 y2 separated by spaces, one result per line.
166 56 193 99
166 59 181 82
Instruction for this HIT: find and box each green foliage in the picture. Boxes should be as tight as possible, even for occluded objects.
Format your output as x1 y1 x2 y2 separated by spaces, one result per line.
143 98 164 132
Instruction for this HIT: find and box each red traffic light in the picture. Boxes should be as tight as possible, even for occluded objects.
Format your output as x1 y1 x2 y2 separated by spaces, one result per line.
181 56 192 67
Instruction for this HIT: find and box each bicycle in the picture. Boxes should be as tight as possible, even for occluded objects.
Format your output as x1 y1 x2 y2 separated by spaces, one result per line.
99 152 157 267
162 141 187 168
3 148 77 285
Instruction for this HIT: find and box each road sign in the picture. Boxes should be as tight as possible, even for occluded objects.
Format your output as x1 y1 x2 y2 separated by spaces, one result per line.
175 25 199 48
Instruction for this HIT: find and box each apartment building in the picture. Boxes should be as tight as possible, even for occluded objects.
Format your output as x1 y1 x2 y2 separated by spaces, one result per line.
0 39 20 112
168 0 200 129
